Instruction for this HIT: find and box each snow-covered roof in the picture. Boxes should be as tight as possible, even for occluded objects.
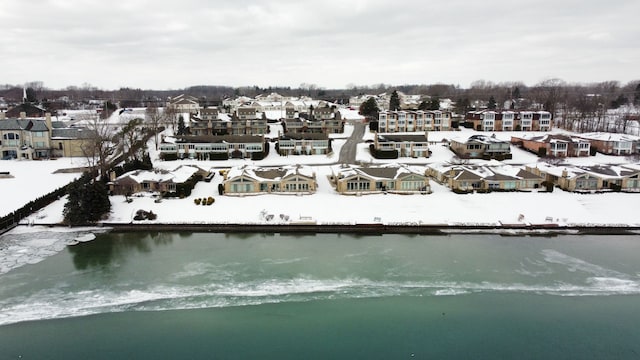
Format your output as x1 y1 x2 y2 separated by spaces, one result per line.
578 132 639 142
226 165 314 182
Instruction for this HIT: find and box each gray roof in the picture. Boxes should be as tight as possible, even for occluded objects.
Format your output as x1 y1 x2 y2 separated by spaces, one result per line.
0 119 49 132
279 133 328 140
176 135 264 144
378 134 428 142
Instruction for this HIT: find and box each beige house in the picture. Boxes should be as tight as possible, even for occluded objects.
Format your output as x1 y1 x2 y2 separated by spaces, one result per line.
50 128 98 157
0 113 53 159
427 164 543 192
332 164 431 195
526 163 640 192
223 165 317 195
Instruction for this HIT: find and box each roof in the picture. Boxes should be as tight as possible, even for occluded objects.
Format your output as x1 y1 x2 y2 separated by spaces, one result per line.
51 127 97 139
377 134 428 142
578 132 639 142
226 165 315 182
279 133 328 141
174 135 264 144
0 118 49 132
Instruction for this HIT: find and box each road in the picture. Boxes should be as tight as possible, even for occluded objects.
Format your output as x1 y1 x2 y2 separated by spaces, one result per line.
338 121 366 164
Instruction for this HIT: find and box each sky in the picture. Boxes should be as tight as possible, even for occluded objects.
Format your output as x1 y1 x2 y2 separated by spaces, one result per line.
2 0 639 90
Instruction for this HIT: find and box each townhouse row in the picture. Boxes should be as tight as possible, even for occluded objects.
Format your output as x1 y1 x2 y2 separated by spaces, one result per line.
110 161 640 199
109 164 432 197
464 109 553 132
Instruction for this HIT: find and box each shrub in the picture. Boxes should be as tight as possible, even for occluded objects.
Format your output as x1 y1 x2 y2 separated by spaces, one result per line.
194 198 201 205
207 197 215 205
161 153 178 161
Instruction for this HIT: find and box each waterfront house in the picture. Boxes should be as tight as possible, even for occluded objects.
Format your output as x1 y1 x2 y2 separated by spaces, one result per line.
109 165 206 196
223 165 317 195
427 163 543 192
332 164 431 195
449 134 512 160
511 133 591 157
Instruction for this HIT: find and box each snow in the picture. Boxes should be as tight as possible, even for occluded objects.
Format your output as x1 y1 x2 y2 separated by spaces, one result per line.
1 125 639 230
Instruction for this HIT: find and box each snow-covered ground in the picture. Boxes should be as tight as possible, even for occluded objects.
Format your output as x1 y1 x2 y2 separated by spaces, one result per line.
2 123 635 229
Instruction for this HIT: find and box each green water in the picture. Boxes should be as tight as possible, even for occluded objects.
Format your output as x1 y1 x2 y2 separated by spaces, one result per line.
1 232 640 359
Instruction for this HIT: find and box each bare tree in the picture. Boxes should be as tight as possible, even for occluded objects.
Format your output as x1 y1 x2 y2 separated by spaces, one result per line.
81 117 118 180
145 104 164 150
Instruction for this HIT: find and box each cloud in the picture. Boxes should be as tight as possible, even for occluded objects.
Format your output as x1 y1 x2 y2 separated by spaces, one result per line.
2 0 639 90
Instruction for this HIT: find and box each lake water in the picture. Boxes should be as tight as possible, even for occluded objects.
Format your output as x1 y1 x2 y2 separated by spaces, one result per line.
1 231 640 359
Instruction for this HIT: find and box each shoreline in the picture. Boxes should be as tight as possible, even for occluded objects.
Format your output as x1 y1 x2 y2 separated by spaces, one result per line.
23 222 640 236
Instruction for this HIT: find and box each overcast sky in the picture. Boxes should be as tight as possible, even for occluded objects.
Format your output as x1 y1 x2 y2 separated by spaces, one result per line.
2 0 639 90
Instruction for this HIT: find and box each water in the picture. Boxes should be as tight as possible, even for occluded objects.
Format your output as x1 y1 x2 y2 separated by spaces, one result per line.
1 232 640 359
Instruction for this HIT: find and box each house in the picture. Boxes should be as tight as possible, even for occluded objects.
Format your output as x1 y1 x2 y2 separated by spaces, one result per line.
50 127 98 157
373 133 430 158
449 135 512 160
109 165 206 196
511 134 590 157
378 110 452 132
282 106 345 135
166 94 199 114
427 163 543 192
0 113 53 159
277 133 330 155
464 110 552 131
160 135 266 160
231 107 268 135
223 165 317 195
332 164 431 195
525 164 602 192
577 133 638 155
190 107 231 136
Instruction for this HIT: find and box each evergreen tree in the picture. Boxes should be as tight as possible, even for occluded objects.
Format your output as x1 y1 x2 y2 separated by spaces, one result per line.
63 181 84 225
488 96 497 109
63 176 111 226
358 97 379 118
177 115 186 135
389 90 401 111
513 86 521 99
634 84 640 105
429 97 440 110
418 101 429 110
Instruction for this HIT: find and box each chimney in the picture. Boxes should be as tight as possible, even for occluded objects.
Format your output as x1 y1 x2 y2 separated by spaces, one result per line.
0 112 5 120
45 112 53 137
20 112 26 119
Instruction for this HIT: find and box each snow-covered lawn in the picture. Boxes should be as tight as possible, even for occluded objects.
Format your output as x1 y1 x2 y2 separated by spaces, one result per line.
3 124 640 228
0 158 83 217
